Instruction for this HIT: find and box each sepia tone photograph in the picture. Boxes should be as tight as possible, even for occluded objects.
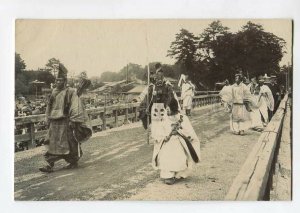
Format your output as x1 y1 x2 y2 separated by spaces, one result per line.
14 19 292 201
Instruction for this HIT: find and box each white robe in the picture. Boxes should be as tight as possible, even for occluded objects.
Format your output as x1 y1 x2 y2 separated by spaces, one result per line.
249 95 264 128
219 85 232 112
259 85 274 111
229 83 251 132
181 82 195 110
151 109 201 178
258 85 274 123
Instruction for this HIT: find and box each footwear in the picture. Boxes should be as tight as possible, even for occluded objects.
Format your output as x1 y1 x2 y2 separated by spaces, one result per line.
164 177 175 185
240 130 245 136
233 131 240 135
39 165 53 173
63 162 78 169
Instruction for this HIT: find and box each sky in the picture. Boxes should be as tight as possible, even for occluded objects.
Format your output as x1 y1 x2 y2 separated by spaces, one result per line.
16 19 292 78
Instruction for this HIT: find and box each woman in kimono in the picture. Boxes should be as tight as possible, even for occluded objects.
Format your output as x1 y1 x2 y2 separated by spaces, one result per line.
151 98 201 185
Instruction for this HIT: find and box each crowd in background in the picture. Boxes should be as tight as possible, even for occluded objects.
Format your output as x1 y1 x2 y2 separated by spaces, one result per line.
219 73 286 135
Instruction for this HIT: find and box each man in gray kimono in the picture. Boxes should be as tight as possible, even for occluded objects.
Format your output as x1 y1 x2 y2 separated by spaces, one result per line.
39 63 92 173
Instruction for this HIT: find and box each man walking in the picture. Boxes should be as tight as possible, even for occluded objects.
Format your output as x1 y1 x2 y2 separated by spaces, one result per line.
39 63 92 173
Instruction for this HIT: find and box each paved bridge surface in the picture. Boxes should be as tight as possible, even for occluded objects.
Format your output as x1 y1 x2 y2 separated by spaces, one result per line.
15 105 261 201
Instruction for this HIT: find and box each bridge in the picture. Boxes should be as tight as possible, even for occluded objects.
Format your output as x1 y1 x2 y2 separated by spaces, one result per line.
14 94 291 201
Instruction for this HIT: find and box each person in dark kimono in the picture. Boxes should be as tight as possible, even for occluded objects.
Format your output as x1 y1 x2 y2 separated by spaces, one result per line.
267 76 281 113
136 63 177 129
39 63 92 173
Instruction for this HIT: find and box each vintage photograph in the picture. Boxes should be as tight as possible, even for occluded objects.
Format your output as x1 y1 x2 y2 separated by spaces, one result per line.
14 19 292 201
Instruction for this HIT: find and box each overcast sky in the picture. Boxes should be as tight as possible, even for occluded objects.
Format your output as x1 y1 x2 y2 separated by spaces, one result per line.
16 19 292 77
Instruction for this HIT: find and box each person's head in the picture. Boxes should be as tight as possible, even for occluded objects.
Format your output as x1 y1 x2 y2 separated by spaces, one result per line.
235 74 242 84
155 63 164 85
243 77 250 85
55 63 68 90
264 78 271 85
149 71 156 84
258 76 265 86
55 78 66 90
224 79 229 86
251 77 257 84
155 63 162 72
270 76 277 85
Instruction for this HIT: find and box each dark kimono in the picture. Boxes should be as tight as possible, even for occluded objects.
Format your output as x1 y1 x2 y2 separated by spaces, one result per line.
45 87 92 162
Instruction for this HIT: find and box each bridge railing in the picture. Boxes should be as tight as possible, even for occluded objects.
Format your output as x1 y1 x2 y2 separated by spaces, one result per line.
15 94 220 148
225 94 289 201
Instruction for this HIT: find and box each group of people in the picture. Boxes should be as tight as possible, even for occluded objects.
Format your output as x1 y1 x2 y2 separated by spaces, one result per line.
219 72 284 135
34 61 288 190
38 63 200 186
39 63 285 187
15 97 47 117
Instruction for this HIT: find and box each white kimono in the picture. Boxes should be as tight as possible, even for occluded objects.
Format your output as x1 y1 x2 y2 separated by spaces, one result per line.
150 103 201 179
229 83 251 132
181 81 195 110
258 85 274 123
249 94 264 129
219 85 232 112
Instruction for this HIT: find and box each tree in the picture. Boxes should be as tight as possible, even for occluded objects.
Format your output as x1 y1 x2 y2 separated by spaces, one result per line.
196 21 234 87
197 20 230 63
167 29 198 75
36 70 55 87
234 22 286 78
119 63 145 82
15 53 26 77
45 58 60 77
100 71 121 82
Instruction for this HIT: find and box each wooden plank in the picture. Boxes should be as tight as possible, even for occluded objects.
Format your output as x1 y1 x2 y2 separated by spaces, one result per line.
15 114 45 125
15 130 48 143
225 132 270 200
15 133 31 142
90 118 103 127
225 95 288 200
271 98 292 201
263 109 284 133
243 132 278 200
34 130 48 139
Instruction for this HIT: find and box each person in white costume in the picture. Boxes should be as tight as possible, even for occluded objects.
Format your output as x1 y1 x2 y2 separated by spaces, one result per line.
219 79 232 113
220 73 252 135
248 79 264 131
180 75 195 116
151 98 201 185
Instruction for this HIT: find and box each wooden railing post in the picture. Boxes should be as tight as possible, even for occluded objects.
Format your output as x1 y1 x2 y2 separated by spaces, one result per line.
124 107 129 124
89 114 94 133
134 107 138 122
102 112 106 130
29 123 35 147
114 110 118 127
